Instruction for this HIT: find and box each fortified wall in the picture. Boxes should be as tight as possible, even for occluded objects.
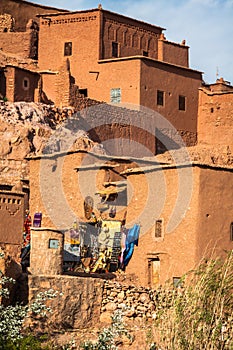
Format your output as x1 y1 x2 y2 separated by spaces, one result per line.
198 78 233 147
0 0 68 32
0 18 39 59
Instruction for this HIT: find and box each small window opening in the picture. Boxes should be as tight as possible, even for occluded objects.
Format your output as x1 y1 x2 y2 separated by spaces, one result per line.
110 88 121 103
143 50 148 57
112 42 118 58
210 107 214 113
22 77 30 90
49 239 59 249
230 223 233 241
179 95 186 111
23 79 28 88
64 42 72 56
79 88 88 97
157 90 164 106
155 219 163 238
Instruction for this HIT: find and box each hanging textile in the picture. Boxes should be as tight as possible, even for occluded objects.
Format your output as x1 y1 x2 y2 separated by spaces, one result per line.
123 224 140 267
120 227 127 265
33 212 42 227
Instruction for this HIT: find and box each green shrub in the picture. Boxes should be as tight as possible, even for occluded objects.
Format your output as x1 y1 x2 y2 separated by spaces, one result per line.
0 252 59 348
81 310 132 350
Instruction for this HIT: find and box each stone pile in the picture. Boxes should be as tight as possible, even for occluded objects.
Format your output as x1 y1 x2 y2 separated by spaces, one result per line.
101 280 159 322
0 101 75 128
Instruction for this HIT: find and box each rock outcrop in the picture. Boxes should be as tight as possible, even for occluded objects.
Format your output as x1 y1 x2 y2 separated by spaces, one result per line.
0 101 105 185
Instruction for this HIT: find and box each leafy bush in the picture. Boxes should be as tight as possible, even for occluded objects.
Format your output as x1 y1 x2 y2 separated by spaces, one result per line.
0 252 59 349
81 310 132 350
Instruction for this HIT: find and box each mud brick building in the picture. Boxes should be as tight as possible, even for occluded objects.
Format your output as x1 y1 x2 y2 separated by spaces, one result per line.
37 7 202 136
0 1 232 287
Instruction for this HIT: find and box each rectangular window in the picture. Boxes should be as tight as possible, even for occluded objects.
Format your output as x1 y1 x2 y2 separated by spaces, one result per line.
112 42 118 58
79 88 88 97
49 239 59 249
157 90 164 106
179 95 186 111
64 42 72 56
155 219 163 238
110 88 121 103
143 50 148 57
230 223 233 241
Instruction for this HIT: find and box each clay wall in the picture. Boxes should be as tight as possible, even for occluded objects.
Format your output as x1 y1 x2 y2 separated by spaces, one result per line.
196 166 233 261
40 73 57 104
158 39 189 67
28 275 104 330
30 228 64 275
14 66 39 102
29 153 84 229
0 31 33 58
29 152 125 230
5 66 40 102
125 165 200 286
73 102 196 157
198 88 233 146
140 59 202 133
54 60 72 107
89 58 141 105
0 70 6 99
5 66 14 102
0 0 68 32
123 164 233 286
67 56 201 138
102 11 162 60
0 189 25 245
38 10 100 96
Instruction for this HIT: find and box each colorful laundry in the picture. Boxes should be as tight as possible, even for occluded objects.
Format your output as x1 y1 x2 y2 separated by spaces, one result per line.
123 224 140 267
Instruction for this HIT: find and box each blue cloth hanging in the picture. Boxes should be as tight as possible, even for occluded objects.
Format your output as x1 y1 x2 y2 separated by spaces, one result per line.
123 224 140 266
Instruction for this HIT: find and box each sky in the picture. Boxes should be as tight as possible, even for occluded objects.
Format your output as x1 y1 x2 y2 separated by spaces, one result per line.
32 0 233 84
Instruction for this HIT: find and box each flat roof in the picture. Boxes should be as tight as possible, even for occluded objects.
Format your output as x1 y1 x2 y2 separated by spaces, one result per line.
120 161 233 175
27 149 233 170
98 55 203 75
199 87 233 96
37 7 165 32
15 0 69 12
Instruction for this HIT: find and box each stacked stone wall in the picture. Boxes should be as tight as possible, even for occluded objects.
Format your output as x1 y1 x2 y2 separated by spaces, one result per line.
0 14 14 32
28 274 164 331
101 280 158 322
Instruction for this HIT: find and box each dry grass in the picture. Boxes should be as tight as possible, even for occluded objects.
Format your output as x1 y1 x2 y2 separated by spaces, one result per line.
152 250 233 350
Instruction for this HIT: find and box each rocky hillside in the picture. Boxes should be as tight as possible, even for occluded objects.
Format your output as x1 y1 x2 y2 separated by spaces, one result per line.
0 101 105 185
